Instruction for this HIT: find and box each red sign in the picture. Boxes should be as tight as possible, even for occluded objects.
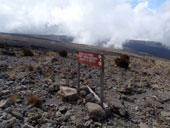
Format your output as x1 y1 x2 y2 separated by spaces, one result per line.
77 51 103 67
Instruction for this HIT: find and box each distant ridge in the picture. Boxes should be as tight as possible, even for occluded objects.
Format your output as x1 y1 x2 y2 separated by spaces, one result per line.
0 33 170 60
123 40 170 60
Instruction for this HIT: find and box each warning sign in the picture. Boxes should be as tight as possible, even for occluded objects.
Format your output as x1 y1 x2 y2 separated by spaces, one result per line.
77 51 103 67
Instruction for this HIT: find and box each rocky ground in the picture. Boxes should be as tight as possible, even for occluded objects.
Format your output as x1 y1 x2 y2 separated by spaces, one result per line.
0 46 170 128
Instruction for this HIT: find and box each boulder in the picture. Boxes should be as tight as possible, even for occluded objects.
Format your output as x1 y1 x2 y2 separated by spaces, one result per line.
86 102 106 121
106 98 128 117
58 86 78 101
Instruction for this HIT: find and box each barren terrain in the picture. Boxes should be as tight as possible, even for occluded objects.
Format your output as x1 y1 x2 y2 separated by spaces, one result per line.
0 34 170 128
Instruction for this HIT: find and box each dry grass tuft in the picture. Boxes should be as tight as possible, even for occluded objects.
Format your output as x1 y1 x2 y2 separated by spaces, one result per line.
9 94 19 104
58 49 67 57
43 72 54 78
167 70 170 75
47 51 57 56
20 49 34 57
27 95 42 108
26 65 34 72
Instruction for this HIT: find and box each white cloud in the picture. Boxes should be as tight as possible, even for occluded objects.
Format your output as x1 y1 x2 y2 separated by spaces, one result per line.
0 0 170 48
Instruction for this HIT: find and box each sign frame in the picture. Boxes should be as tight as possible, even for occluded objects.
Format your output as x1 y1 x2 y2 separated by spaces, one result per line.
77 51 104 108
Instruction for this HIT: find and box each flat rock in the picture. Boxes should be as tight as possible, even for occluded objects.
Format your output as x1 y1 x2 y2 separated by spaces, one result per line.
0 100 9 109
11 111 23 120
139 123 149 128
161 111 170 117
160 111 170 121
58 86 78 101
86 102 106 121
0 117 16 128
1 90 10 95
22 123 34 128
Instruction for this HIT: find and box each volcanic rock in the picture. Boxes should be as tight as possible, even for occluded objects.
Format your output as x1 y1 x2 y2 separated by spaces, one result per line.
86 102 106 121
106 98 128 117
58 86 78 101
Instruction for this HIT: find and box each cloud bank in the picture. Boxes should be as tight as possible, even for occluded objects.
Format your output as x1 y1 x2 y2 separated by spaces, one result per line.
0 0 170 48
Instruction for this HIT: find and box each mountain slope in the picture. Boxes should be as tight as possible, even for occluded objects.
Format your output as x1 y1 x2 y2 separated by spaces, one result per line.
123 40 170 60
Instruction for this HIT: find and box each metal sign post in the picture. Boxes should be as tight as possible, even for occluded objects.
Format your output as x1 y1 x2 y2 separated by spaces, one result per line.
77 62 80 94
100 54 104 108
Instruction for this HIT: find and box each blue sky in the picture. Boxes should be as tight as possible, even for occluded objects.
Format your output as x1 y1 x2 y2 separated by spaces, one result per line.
131 0 167 9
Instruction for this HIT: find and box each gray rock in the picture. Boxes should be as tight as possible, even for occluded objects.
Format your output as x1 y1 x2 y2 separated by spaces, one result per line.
0 100 10 109
161 111 170 117
160 111 170 121
22 123 34 128
76 124 89 128
48 85 56 93
59 106 67 114
55 111 62 118
0 117 17 128
85 93 96 103
84 120 93 127
1 90 10 95
80 90 87 97
86 102 106 121
70 116 76 121
139 123 149 128
107 98 128 117
5 81 13 85
4 107 13 113
11 111 23 120
58 86 78 101
65 111 72 119
2 113 12 120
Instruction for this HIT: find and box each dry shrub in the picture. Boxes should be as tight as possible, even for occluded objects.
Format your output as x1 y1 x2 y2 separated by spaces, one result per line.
27 95 42 108
0 43 5 48
8 66 23 79
0 50 16 56
26 65 34 72
167 70 170 75
47 51 57 56
9 94 19 104
120 54 130 60
115 54 130 69
43 72 54 78
58 49 67 57
20 49 34 57
111 71 117 75
50 57 58 63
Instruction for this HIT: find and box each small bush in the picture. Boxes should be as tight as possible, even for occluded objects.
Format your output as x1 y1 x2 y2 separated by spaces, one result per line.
0 50 16 56
58 50 67 57
120 54 129 60
115 54 130 69
27 95 42 108
0 44 6 48
20 49 34 57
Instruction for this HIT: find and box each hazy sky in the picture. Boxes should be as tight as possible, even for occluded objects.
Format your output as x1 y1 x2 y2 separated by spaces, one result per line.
0 0 170 48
